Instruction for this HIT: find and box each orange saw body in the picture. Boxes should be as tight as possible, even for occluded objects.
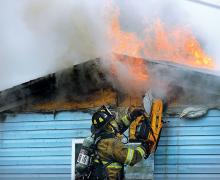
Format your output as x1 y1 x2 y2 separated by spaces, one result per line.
148 99 163 150
129 99 163 152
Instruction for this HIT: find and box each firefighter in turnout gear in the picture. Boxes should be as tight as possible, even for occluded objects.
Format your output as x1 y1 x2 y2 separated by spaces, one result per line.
90 105 154 180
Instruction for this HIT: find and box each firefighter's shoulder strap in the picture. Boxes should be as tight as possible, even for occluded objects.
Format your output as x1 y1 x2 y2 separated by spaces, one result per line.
89 133 116 180
94 133 124 169
94 132 115 147
94 132 115 165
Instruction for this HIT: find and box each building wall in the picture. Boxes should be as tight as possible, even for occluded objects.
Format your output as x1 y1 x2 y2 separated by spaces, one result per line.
0 112 92 180
154 110 220 180
1 110 220 179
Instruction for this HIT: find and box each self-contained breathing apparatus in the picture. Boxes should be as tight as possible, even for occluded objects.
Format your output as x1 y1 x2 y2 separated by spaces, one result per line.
75 135 110 180
75 136 94 178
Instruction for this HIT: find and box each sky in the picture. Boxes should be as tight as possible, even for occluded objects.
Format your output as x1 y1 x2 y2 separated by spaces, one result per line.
0 0 220 91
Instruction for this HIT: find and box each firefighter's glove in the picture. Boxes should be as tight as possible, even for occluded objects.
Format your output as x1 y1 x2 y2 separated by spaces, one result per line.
141 140 154 159
129 108 145 121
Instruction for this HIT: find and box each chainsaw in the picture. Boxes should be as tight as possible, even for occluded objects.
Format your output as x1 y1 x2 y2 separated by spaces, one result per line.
129 91 164 152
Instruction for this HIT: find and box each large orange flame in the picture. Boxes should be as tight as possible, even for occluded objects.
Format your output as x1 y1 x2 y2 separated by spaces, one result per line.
105 2 215 94
143 19 214 69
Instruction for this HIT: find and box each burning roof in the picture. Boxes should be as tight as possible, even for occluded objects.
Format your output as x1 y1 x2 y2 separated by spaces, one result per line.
0 55 219 113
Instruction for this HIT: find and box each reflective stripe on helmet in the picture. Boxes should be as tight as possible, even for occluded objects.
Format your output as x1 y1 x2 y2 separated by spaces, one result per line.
99 117 104 122
94 159 122 169
125 148 134 165
136 147 145 158
93 119 97 124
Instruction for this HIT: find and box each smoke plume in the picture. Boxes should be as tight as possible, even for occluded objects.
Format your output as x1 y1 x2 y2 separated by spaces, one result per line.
0 0 219 96
0 0 109 90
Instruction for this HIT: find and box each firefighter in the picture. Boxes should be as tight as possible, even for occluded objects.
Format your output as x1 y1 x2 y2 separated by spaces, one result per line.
90 105 154 180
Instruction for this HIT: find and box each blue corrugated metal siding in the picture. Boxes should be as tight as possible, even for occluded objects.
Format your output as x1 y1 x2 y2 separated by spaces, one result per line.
154 110 220 180
0 112 92 180
1 110 220 179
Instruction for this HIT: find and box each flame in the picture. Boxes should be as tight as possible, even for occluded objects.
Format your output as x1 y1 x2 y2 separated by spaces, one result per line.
143 19 214 69
108 14 215 68
107 7 148 94
108 8 144 58
105 2 215 93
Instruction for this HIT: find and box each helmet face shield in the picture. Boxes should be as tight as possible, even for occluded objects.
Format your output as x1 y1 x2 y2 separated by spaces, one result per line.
100 105 114 116
98 105 116 121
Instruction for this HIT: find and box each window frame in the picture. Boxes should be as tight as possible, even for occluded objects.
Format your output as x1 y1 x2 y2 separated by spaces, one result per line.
71 138 84 180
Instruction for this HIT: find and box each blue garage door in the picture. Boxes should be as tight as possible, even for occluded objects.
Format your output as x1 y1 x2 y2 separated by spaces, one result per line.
155 110 220 180
0 112 92 180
